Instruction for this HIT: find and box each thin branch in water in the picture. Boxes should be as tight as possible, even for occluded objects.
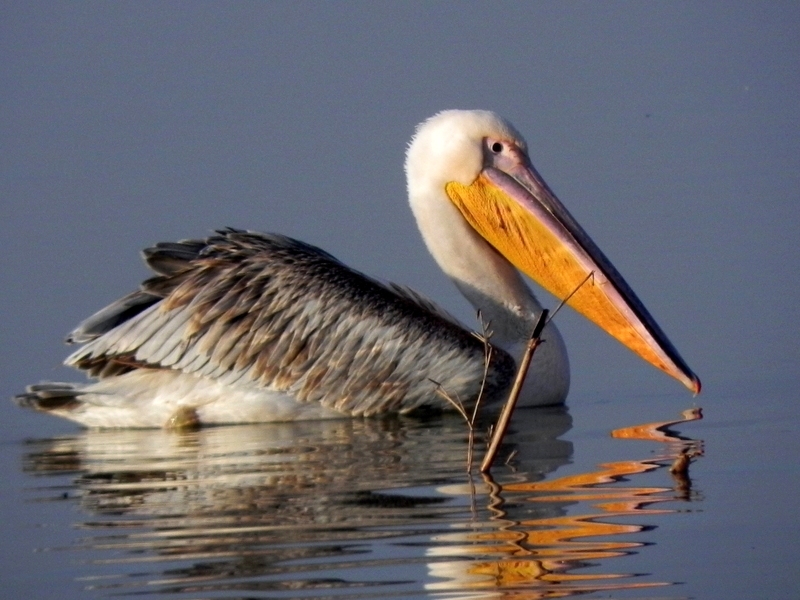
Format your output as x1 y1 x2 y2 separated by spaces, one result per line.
471 311 494 426
480 270 599 473
480 308 549 473
433 379 478 472
504 449 518 466
431 379 468 422
433 310 498 474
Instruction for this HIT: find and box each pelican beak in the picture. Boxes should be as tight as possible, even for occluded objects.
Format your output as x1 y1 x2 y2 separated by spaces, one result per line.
445 149 701 394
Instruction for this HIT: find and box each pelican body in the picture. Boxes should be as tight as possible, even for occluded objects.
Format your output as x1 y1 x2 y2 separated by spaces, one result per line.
16 110 699 427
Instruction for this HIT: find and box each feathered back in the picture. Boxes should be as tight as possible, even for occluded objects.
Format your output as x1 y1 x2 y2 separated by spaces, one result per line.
65 229 515 416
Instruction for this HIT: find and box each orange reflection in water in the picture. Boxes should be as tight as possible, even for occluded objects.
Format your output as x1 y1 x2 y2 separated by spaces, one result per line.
428 408 704 598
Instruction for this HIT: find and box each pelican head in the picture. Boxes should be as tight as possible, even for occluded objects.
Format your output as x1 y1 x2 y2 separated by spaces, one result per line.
405 110 700 399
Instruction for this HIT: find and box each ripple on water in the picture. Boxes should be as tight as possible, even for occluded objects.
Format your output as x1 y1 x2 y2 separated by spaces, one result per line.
21 406 703 598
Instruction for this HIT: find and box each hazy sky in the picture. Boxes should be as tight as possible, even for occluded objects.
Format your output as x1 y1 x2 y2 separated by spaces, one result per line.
2 2 798 438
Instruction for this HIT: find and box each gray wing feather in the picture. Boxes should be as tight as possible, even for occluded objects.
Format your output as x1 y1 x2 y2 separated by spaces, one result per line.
65 229 515 413
66 291 161 344
385 282 462 326
140 306 194 365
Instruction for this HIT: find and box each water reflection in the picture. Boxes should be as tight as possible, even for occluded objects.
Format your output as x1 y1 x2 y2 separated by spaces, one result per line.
21 406 702 598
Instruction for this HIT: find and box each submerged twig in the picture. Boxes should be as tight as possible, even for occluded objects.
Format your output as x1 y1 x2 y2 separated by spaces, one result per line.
471 311 494 426
480 309 549 473
669 446 702 477
436 311 496 473
504 449 518 467
669 444 703 499
433 381 480 473
480 270 597 473
433 381 469 420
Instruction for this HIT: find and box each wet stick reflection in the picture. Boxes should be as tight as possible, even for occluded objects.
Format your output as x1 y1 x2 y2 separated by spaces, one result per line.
612 406 704 502
431 408 705 596
21 406 704 598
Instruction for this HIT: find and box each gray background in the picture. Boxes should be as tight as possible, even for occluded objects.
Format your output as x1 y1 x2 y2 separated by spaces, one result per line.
2 4 799 598
2 2 798 440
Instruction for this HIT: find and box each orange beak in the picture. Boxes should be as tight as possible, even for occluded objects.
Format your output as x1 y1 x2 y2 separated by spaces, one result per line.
445 151 700 394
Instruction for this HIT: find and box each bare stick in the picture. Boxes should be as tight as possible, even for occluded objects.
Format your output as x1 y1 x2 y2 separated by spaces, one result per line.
471 311 494 425
478 272 596 473
546 270 595 325
436 311 497 473
432 381 476 472
432 380 468 422
480 309 549 473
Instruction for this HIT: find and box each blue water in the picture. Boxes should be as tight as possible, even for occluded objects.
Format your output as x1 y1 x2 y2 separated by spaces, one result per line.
3 376 797 599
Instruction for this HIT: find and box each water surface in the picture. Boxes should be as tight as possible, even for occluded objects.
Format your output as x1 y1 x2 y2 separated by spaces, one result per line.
9 398 728 599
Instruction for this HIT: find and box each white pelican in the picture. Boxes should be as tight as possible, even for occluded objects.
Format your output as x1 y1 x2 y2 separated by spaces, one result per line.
16 110 700 427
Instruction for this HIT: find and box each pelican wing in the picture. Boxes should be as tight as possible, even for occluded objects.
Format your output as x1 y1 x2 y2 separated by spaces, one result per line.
66 229 514 416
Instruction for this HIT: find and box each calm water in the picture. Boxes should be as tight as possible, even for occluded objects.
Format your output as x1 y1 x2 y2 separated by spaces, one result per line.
3 378 799 599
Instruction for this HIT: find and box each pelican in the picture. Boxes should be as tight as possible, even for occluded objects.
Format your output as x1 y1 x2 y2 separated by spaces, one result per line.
16 110 700 427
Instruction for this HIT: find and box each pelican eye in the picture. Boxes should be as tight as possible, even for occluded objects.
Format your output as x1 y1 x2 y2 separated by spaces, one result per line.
491 142 504 153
